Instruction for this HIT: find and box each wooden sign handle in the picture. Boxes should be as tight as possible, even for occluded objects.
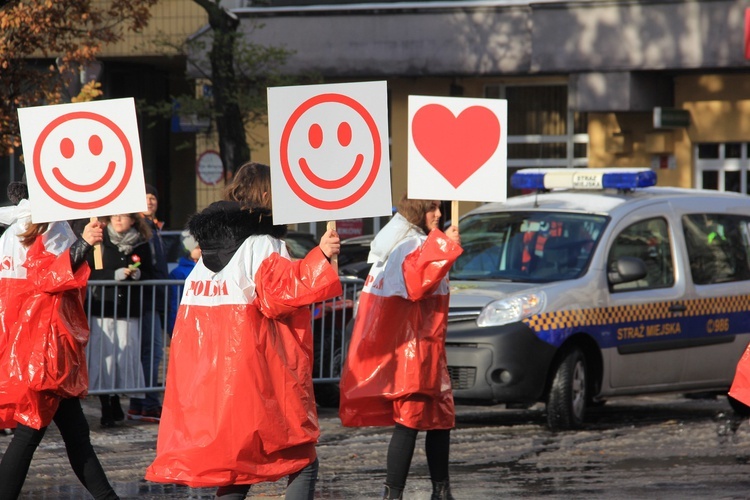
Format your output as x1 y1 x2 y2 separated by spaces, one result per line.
451 200 459 229
90 217 103 270
327 220 338 273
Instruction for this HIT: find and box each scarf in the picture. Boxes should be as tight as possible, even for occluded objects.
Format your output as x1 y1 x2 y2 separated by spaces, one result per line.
107 225 141 255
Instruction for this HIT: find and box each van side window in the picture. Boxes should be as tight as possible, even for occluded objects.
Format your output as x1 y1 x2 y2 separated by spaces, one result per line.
608 218 674 292
683 213 750 285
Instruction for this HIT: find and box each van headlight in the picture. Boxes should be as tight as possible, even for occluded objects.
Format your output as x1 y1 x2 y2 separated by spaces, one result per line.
476 292 546 327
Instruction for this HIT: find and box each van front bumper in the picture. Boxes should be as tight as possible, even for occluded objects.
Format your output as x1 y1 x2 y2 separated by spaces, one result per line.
445 320 557 404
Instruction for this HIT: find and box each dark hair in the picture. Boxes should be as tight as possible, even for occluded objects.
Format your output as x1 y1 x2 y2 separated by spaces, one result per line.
224 162 272 210
104 213 152 241
7 181 28 205
397 194 439 233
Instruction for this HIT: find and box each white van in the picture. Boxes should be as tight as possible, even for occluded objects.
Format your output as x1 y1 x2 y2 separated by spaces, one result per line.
447 168 750 430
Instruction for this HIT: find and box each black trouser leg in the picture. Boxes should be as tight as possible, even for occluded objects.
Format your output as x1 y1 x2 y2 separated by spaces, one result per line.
54 398 119 500
0 421 47 498
425 429 451 482
385 423 419 492
215 484 251 499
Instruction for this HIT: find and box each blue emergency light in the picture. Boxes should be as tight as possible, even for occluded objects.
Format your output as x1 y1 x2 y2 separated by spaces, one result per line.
511 168 657 191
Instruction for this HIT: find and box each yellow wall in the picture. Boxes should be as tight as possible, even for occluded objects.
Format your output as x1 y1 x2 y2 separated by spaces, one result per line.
587 111 687 187
587 74 750 190
677 74 750 187
96 0 207 57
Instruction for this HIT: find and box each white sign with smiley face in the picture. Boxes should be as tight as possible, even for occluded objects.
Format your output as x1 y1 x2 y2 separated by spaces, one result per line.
17 98 147 223
268 81 392 225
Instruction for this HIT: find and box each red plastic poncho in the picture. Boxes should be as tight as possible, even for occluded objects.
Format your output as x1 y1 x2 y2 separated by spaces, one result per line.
729 343 750 406
145 237 342 488
0 208 90 430
339 216 462 430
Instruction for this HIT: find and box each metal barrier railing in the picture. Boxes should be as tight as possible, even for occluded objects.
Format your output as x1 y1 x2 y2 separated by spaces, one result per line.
84 277 364 396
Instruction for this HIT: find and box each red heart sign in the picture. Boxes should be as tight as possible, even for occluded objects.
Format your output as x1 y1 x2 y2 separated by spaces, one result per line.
412 104 501 188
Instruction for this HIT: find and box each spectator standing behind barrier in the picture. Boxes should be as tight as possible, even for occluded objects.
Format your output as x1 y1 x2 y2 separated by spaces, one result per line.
128 184 168 423
146 162 342 500
339 195 462 500
166 230 200 336
87 214 154 428
0 181 119 499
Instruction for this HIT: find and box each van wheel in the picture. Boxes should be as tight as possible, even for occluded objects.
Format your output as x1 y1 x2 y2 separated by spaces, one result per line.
546 347 587 431
728 395 750 417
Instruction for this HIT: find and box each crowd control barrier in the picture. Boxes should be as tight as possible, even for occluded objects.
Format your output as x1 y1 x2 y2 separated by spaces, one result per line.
84 277 364 397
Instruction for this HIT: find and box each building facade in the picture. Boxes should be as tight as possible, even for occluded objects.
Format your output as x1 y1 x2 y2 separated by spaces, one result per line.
6 0 749 233
192 0 750 232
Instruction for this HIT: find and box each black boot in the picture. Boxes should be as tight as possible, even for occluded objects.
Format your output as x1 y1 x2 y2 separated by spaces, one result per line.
431 480 455 500
110 395 125 422
99 395 115 428
382 484 403 499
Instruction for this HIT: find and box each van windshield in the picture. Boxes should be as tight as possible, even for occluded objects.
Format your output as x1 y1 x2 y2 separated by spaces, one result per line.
451 211 609 282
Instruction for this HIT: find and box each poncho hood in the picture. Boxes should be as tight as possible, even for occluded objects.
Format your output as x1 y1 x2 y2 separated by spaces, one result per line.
367 213 424 264
0 198 31 227
188 201 287 273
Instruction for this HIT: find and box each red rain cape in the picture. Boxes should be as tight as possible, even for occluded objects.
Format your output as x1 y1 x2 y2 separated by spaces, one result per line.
0 236 91 429
729 343 750 406
146 239 341 487
339 227 462 430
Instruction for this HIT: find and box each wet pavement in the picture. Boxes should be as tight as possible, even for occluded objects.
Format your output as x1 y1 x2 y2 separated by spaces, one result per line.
5 394 750 499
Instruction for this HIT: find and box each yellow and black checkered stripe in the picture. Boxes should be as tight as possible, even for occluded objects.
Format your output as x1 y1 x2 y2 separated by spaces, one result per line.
523 294 750 332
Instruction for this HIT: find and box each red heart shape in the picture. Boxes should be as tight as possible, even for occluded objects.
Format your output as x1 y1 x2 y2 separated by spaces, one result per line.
412 104 501 188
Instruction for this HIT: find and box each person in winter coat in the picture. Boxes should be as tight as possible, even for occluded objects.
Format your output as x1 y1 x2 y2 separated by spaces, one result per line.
146 162 342 500
339 195 462 500
86 213 154 428
128 183 168 423
166 230 200 336
0 181 119 500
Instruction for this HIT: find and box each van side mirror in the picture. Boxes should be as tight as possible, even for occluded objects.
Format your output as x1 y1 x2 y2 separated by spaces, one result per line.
608 256 648 285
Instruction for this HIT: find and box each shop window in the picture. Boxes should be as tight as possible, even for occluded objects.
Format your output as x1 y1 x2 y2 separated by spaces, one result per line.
726 142 742 158
484 84 588 197
694 142 750 193
697 143 720 159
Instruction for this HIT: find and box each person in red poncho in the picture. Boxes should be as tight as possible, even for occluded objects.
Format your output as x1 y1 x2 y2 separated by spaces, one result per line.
145 162 342 500
0 181 119 500
339 195 462 500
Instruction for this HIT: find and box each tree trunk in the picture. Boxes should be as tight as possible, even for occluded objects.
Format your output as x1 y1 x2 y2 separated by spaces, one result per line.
202 1 251 177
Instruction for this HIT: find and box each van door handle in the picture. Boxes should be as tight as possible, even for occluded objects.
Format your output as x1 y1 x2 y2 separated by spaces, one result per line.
669 303 687 313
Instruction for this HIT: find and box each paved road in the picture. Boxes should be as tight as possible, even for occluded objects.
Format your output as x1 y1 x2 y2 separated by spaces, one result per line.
5 394 750 499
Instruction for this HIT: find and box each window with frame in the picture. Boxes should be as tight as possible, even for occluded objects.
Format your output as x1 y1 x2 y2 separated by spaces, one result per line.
694 142 750 193
608 218 674 292
682 213 750 285
484 84 589 197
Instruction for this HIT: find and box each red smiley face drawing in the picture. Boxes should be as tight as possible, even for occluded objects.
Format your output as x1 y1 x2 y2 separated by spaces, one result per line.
280 93 381 210
33 111 133 210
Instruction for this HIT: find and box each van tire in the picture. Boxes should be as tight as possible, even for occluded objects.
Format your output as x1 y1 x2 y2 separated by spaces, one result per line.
546 347 587 431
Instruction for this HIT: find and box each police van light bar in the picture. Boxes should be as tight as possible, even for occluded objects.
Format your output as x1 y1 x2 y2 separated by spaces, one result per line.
511 168 657 191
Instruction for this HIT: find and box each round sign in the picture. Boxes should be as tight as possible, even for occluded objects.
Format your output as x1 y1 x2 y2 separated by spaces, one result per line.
279 93 381 210
33 111 133 210
196 151 223 185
